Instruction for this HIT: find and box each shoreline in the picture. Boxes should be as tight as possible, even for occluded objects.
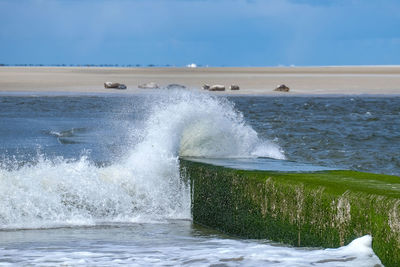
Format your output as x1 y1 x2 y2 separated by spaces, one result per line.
1 91 400 98
1 66 400 95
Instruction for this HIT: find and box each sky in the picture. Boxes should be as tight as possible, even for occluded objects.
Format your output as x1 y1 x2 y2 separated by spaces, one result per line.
0 0 399 66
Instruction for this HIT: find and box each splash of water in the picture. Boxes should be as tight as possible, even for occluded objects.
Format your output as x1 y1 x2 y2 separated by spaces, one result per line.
132 90 284 159
0 90 284 229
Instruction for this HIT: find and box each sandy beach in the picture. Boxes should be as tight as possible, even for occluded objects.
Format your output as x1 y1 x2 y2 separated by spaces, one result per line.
0 66 400 95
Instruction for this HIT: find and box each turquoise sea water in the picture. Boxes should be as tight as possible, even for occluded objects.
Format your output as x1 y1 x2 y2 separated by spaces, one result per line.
0 90 393 266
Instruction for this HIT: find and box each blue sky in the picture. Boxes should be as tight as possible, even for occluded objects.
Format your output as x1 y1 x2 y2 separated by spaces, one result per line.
0 0 399 66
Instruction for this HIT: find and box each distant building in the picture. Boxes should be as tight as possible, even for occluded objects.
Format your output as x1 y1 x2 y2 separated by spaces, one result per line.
187 63 197 68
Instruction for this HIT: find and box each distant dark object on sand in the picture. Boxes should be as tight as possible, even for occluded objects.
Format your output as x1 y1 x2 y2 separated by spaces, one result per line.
209 85 226 91
138 82 159 89
166 84 186 89
104 82 127 90
230 85 240 90
274 84 290 92
203 84 238 91
202 84 210 90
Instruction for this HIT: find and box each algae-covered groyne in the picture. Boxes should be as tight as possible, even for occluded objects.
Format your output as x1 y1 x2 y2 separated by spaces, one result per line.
180 158 400 267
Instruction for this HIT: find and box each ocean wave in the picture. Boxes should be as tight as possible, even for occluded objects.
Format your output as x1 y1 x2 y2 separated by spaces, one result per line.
0 90 284 229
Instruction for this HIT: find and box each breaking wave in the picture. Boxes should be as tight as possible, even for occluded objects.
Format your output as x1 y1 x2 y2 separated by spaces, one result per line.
0 90 284 229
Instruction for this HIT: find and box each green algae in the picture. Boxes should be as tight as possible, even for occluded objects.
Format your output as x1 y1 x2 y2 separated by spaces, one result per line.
180 159 400 267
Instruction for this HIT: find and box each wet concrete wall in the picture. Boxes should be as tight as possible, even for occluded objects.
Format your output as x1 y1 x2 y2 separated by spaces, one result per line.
180 159 400 267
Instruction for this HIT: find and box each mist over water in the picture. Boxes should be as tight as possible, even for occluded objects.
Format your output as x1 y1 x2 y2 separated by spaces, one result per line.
136 90 284 159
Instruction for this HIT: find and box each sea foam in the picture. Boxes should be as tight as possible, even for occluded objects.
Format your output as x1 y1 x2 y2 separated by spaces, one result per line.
0 90 284 229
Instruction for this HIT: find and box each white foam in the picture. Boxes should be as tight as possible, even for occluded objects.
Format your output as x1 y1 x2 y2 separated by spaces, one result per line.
0 91 383 265
136 89 285 159
0 89 284 229
0 155 190 229
0 232 382 266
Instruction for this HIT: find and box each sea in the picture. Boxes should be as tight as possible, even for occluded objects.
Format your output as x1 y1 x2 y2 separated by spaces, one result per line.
1 89 397 266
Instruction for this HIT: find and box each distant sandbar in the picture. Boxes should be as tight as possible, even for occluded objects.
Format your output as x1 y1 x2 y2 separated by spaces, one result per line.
0 66 399 95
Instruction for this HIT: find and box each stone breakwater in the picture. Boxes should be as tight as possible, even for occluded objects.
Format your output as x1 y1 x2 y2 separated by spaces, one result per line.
180 158 400 267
